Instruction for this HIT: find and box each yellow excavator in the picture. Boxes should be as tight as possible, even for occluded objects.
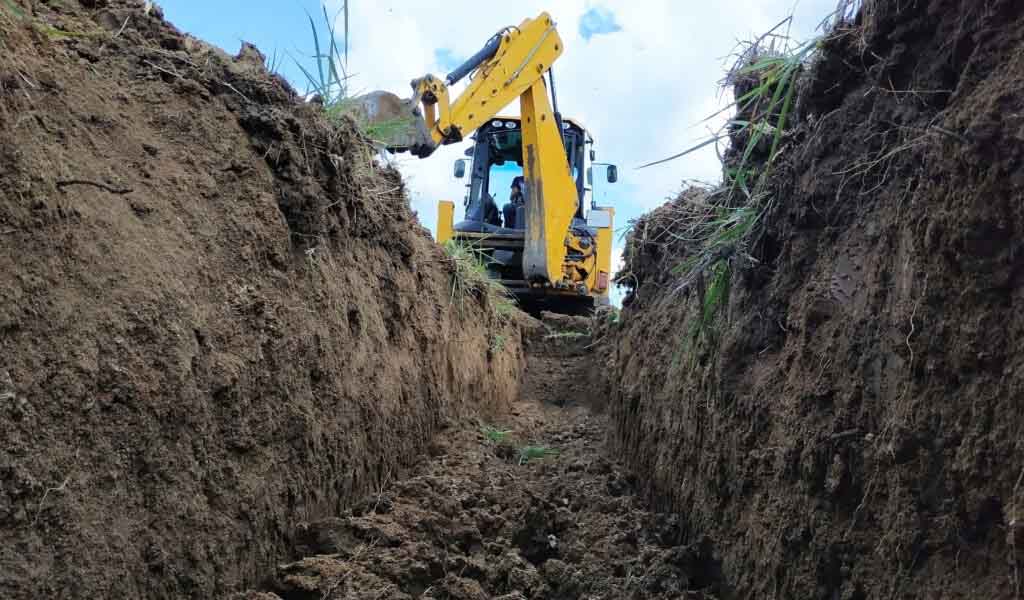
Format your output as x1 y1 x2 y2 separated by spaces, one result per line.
357 12 617 314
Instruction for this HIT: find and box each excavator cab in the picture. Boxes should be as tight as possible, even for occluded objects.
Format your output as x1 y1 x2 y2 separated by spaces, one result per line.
438 116 617 313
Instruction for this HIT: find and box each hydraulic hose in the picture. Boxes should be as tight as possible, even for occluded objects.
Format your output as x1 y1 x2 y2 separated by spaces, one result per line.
549 68 566 151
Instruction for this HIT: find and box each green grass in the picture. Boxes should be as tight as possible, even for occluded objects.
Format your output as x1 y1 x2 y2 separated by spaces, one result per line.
443 239 517 323
1 0 24 18
293 4 350 107
689 259 731 353
637 17 823 362
36 24 101 40
493 295 518 320
293 2 417 146
267 47 284 76
444 239 493 299
600 306 621 326
360 112 419 147
481 429 559 467
0 0 101 40
481 426 513 443
518 446 560 465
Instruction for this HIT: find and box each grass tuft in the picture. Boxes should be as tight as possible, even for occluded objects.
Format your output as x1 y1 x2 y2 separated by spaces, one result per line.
294 2 417 146
633 16 824 363
293 3 350 107
443 239 517 324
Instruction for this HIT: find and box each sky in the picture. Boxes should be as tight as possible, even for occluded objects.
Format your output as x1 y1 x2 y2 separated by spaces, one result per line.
157 0 839 303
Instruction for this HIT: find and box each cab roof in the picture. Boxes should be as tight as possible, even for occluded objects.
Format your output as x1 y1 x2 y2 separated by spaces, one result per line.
489 114 594 144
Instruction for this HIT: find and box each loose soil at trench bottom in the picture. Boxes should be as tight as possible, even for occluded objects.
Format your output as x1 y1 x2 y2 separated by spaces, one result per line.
239 319 724 600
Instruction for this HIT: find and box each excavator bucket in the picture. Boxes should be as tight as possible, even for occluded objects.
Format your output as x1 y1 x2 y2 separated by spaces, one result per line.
348 91 436 157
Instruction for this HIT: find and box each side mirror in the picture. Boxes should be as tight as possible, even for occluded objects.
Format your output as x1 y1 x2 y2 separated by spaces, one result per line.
589 149 596 161
464 147 474 157
454 159 466 179
606 164 618 183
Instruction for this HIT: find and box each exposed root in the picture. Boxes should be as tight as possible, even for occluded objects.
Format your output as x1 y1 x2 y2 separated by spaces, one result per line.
33 475 70 525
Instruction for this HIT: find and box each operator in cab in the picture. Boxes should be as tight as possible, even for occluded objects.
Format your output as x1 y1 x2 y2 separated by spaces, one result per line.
502 175 525 229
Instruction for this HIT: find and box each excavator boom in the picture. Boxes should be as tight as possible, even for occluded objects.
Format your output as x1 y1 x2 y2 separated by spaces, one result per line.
354 12 616 311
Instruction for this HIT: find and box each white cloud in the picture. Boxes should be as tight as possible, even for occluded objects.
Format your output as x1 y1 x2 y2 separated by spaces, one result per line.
329 0 839 301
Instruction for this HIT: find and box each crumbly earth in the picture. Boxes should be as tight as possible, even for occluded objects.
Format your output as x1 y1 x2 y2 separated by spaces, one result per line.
6 0 1022 599
237 326 723 600
0 2 520 598
611 1 1024 598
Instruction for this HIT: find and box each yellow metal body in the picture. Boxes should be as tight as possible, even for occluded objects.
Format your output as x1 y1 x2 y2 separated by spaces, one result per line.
414 13 563 148
405 12 613 306
437 200 455 244
592 206 614 299
518 78 578 286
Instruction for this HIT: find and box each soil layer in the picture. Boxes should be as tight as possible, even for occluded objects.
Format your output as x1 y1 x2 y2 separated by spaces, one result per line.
611 1 1024 598
237 320 723 600
0 2 522 598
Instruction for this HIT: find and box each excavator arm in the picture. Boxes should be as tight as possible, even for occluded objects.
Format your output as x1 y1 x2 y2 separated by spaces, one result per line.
409 13 563 155
357 12 597 292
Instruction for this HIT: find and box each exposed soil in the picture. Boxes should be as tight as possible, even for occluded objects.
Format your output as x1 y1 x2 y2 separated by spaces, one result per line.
0 2 521 598
4 1 1022 599
612 1 1024 599
236 319 722 600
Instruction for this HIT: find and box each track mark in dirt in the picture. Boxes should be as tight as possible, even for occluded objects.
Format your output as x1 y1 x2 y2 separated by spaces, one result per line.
54 179 134 194
241 316 724 600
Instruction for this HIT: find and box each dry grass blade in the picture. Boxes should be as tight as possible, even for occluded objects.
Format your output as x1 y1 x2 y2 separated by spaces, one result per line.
636 135 727 170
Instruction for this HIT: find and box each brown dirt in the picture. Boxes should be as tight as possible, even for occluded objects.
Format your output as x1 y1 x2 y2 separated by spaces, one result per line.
611 1 1024 599
0 2 522 598
9 1 1022 599
519 312 595 410
235 323 723 600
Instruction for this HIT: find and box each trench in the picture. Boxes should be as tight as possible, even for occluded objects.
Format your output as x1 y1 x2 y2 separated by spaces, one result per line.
3 2 1023 600
249 314 725 600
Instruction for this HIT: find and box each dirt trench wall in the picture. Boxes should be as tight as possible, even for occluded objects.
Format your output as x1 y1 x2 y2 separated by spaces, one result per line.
0 2 523 598
611 1 1024 598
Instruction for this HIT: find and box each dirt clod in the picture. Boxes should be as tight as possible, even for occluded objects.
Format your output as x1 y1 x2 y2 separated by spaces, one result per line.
247 339 722 600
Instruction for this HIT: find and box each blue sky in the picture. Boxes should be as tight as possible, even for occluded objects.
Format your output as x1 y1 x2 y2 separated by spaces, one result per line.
433 47 463 73
158 0 839 303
